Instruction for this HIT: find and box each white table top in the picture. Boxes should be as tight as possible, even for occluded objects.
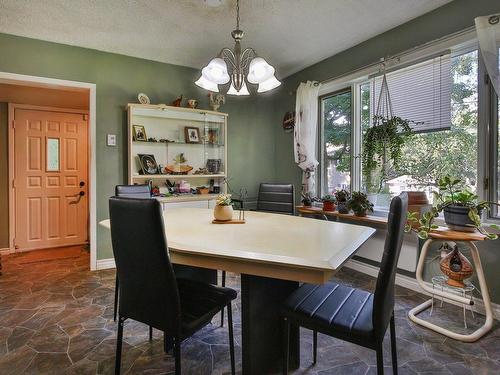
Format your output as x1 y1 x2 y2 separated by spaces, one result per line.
100 208 375 283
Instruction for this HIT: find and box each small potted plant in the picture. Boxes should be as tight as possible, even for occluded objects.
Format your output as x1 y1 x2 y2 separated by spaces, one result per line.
321 194 336 212
334 189 350 214
406 176 500 239
301 192 313 207
347 191 374 217
214 194 233 221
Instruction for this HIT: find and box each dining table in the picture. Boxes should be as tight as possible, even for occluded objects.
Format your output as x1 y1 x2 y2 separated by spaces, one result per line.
100 207 375 375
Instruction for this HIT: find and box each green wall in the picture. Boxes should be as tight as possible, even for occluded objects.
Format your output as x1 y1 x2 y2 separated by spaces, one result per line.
267 0 500 303
0 33 274 259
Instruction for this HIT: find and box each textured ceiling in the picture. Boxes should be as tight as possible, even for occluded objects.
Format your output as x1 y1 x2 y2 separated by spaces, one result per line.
0 0 451 78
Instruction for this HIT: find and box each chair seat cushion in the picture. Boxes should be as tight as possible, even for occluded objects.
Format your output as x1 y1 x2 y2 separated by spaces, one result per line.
177 278 237 337
282 282 374 342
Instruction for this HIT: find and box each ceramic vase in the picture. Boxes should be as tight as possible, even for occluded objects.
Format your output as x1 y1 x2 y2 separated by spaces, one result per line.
439 245 473 288
214 205 233 221
337 202 349 214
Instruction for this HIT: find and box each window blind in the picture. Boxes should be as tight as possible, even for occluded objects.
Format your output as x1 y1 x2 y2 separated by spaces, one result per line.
370 54 452 133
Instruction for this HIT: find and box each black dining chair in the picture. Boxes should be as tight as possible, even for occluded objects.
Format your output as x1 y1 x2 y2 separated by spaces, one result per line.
109 197 237 375
256 183 295 215
113 184 151 324
281 192 408 375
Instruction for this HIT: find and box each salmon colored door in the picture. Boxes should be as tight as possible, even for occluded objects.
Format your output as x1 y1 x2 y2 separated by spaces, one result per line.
13 107 88 251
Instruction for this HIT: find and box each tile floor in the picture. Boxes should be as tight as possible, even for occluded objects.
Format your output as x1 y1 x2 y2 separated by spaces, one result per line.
0 248 499 374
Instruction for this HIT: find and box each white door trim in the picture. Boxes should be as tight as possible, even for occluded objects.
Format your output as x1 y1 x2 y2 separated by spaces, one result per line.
0 72 98 271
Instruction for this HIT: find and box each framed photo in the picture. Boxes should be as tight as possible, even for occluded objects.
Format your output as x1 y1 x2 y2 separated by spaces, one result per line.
184 126 201 144
206 159 221 174
206 128 219 144
133 125 147 141
138 154 159 174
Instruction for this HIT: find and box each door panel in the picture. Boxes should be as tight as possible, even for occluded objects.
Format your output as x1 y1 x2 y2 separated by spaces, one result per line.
14 108 88 251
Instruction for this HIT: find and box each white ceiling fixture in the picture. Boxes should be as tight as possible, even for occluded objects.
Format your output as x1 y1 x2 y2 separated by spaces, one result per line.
0 1 452 78
195 0 280 95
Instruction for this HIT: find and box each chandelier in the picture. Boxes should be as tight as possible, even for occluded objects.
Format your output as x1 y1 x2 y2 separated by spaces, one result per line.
195 0 281 96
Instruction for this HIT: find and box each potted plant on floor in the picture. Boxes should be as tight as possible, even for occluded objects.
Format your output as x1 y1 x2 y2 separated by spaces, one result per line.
347 191 374 217
213 193 234 221
321 194 336 212
334 189 350 214
406 175 500 239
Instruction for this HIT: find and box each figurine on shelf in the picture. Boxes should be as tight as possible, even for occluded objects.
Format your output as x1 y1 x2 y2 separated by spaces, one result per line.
171 95 183 107
151 185 161 196
147 137 158 142
209 92 225 112
165 153 193 175
193 167 209 175
187 99 198 109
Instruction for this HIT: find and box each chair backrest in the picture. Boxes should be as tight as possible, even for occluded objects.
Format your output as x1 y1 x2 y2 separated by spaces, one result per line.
109 197 181 334
372 192 408 340
256 183 295 215
115 184 151 198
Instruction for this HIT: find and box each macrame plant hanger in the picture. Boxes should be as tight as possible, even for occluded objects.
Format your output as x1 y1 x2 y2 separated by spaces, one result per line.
372 62 394 189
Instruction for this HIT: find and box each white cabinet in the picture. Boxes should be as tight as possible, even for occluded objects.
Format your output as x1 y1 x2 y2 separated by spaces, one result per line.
127 104 228 206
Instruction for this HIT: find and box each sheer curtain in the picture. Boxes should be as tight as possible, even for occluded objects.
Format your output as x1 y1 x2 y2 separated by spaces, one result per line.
476 14 500 96
294 81 320 195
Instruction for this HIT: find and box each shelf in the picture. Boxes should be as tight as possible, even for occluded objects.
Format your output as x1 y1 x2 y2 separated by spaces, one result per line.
132 174 225 179
155 194 219 203
132 141 224 147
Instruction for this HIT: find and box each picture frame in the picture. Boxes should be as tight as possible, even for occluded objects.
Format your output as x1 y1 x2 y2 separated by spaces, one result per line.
138 154 159 174
206 158 221 174
184 126 201 144
206 128 219 144
133 125 147 141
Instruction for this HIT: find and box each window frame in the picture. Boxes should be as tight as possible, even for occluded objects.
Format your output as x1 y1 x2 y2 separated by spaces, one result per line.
316 30 499 221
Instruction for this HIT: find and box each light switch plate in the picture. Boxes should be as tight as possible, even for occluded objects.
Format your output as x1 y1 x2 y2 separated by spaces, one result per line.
107 134 117 146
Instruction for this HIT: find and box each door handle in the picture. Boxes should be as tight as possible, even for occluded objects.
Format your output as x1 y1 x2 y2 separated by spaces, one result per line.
70 191 85 205
79 181 85 187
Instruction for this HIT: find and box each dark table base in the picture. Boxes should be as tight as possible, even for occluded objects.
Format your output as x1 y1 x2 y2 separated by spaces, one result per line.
241 274 300 375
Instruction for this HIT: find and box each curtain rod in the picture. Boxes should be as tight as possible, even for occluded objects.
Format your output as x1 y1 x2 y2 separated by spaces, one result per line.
318 26 476 86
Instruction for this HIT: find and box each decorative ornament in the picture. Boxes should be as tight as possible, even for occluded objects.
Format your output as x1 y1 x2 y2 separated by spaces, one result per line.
138 93 150 104
282 111 295 133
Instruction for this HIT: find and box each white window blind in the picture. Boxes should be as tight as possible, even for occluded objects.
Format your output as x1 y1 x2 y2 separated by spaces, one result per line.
370 54 452 133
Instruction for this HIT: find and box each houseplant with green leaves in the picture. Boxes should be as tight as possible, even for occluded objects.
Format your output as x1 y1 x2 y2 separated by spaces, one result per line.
321 194 336 212
406 176 500 239
334 189 350 214
214 193 233 221
347 191 374 217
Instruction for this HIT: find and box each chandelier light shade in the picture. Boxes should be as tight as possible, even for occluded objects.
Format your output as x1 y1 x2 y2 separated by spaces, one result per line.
195 0 281 96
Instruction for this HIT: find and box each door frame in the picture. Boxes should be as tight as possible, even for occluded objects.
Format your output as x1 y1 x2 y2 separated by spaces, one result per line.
9 104 89 252
0 72 98 271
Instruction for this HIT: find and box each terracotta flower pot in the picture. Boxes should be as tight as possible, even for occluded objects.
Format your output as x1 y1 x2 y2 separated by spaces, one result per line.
439 245 473 288
323 201 336 212
214 205 233 221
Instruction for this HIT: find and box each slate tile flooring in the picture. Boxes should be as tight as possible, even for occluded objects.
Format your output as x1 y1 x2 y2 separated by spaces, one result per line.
0 249 499 374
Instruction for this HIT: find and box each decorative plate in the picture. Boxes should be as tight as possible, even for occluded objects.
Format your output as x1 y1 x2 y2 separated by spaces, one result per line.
138 93 150 104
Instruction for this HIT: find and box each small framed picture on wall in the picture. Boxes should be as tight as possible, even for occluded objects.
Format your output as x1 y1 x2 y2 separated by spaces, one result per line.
184 127 201 144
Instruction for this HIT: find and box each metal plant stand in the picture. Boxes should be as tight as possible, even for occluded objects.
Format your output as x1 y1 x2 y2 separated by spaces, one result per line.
408 228 493 342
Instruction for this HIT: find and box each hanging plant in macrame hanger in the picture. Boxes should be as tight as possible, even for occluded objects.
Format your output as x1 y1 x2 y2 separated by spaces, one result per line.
362 63 414 192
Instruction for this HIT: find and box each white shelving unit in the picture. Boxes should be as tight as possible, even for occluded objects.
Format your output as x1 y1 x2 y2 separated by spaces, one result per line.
127 103 228 208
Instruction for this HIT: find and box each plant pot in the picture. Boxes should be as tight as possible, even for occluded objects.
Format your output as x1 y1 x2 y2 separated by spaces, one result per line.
302 199 312 207
353 210 367 217
214 205 233 221
439 246 473 288
443 205 478 232
405 191 432 229
337 202 349 214
323 201 336 212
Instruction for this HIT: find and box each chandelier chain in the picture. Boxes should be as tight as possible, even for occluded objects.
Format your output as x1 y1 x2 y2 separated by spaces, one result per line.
236 0 240 30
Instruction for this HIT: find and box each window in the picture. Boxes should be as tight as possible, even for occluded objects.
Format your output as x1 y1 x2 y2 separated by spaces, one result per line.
360 50 479 210
320 89 352 193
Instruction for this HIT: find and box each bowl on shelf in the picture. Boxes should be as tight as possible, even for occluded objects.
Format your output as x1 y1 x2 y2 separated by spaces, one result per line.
164 164 193 175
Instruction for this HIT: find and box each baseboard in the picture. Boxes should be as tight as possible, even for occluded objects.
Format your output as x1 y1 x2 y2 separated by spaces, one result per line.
345 258 500 320
96 257 115 270
0 247 14 255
